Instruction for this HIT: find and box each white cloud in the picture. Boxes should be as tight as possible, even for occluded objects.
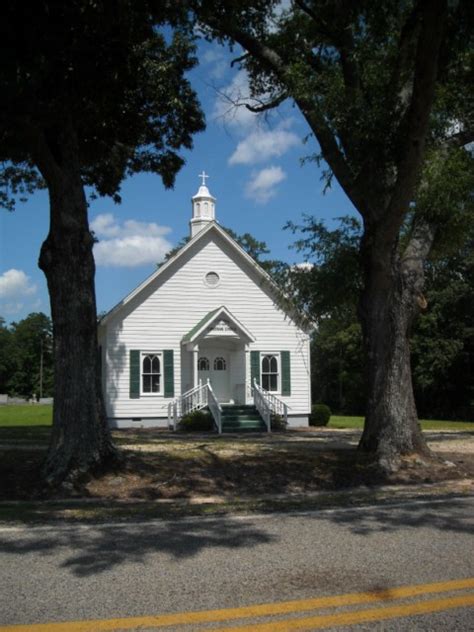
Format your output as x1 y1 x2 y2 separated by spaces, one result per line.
0 269 37 299
0 269 38 316
91 213 173 267
212 71 262 132
245 166 287 204
293 262 314 271
212 70 299 178
229 126 300 165
202 48 229 80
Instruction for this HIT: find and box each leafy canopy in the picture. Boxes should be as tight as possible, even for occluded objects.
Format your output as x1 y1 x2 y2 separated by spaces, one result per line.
0 1 205 208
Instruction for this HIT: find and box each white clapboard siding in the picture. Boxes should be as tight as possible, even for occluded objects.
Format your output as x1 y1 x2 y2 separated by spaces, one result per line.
101 228 311 423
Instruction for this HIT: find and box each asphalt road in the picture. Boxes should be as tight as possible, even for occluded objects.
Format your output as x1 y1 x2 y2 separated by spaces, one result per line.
0 496 473 631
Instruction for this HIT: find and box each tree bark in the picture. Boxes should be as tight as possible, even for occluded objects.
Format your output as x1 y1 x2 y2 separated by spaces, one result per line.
36 125 116 486
358 223 433 470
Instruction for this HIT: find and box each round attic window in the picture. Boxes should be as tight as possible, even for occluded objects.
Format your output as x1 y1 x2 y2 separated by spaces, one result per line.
205 271 220 287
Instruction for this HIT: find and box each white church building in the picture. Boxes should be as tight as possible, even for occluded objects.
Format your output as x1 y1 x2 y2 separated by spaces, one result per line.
98 175 311 432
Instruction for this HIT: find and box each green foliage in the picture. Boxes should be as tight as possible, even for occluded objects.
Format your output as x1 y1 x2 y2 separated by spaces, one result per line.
0 2 205 207
178 409 214 431
198 2 473 442
199 1 472 198
270 413 287 431
309 404 331 427
290 213 474 420
0 318 15 393
411 227 474 420
415 146 474 259
311 321 366 416
287 216 362 323
0 313 53 399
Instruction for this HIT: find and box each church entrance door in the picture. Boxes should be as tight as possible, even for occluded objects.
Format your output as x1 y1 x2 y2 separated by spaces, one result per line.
198 351 230 403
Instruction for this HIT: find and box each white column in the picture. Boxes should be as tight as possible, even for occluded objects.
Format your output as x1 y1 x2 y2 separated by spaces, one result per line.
193 346 199 389
245 345 250 404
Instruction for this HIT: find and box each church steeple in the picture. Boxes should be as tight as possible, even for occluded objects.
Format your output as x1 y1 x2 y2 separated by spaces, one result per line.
190 171 216 237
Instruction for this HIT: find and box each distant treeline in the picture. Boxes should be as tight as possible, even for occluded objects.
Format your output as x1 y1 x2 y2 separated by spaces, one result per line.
0 313 53 399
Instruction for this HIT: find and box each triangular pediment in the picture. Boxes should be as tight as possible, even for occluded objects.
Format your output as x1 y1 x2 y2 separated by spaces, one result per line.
182 306 254 345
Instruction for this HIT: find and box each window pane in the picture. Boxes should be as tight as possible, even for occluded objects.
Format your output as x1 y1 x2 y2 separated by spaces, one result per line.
270 374 278 391
270 356 278 373
262 374 269 390
198 357 209 371
143 356 151 373
214 357 226 370
142 375 151 393
151 375 160 392
151 356 160 373
262 356 270 372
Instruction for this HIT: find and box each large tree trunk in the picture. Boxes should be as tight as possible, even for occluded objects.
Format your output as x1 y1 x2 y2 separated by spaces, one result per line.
36 125 116 486
358 224 433 470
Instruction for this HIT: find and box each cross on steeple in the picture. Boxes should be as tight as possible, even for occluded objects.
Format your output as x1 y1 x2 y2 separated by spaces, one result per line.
199 171 209 186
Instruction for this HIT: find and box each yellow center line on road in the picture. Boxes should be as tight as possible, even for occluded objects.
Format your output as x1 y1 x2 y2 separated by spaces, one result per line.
213 593 474 632
1 577 473 632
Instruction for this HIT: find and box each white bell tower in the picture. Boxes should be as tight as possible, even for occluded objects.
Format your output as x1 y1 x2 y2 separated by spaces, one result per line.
190 171 216 238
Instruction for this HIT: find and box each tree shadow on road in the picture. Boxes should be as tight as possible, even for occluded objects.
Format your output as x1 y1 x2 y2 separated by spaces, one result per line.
0 516 276 577
0 497 472 579
310 497 473 538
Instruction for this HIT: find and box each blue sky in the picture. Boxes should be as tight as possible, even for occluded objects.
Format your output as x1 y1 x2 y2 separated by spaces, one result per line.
0 40 355 323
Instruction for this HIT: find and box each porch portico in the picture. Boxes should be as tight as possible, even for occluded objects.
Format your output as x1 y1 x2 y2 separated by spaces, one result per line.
181 306 255 404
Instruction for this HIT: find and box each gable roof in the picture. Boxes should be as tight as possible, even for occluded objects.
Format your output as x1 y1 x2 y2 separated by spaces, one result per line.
182 306 255 344
99 221 311 331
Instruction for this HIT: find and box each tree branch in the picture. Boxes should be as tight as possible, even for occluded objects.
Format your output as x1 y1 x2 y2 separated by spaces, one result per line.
244 93 287 112
231 53 249 68
385 0 447 235
401 217 437 308
391 0 423 109
444 129 474 149
209 20 365 212
294 0 318 23
403 218 437 266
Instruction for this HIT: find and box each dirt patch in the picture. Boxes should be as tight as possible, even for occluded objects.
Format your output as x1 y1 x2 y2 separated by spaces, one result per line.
1 429 473 502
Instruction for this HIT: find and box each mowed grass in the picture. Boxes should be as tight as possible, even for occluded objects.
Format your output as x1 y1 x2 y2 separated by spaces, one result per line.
0 404 52 426
0 405 471 437
328 416 473 431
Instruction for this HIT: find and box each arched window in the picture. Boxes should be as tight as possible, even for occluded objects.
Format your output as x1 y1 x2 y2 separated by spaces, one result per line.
198 357 209 371
214 357 226 371
195 202 201 217
262 354 279 392
142 353 161 393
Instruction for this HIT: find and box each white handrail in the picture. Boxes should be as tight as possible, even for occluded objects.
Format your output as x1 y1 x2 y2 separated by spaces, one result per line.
253 383 271 432
168 380 208 430
168 379 223 432
252 379 289 431
207 379 222 434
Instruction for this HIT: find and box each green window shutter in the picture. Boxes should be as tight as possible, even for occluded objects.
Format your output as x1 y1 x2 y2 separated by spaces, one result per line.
130 350 140 399
250 350 260 386
163 350 174 397
281 351 291 396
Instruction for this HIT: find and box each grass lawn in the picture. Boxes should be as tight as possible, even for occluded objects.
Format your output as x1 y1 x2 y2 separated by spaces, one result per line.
0 404 52 426
328 416 473 431
0 405 471 434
